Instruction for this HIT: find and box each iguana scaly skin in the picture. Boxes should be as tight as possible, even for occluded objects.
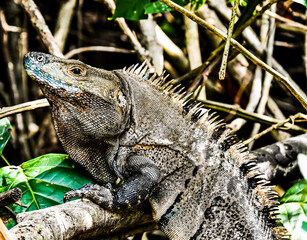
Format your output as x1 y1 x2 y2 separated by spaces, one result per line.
24 52 288 240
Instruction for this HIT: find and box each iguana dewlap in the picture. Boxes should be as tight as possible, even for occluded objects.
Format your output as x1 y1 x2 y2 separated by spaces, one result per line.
24 51 288 240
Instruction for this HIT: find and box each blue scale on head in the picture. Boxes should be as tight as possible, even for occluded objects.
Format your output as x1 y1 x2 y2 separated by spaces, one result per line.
25 53 82 94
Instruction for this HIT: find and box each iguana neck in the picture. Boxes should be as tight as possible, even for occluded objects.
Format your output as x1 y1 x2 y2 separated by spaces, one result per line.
47 92 120 185
115 70 210 165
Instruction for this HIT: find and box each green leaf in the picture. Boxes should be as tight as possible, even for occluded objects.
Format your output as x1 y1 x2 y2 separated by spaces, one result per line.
278 203 307 240
110 0 150 20
280 179 307 204
293 0 307 7
190 0 206 10
0 154 94 214
110 0 203 20
278 179 307 239
0 118 11 153
145 0 189 14
145 1 173 14
0 118 12 165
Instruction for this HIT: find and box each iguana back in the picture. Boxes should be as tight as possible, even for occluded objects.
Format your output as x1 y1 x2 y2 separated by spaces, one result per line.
24 52 288 240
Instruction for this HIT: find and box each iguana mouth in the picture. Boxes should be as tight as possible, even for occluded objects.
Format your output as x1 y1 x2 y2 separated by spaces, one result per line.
24 52 83 94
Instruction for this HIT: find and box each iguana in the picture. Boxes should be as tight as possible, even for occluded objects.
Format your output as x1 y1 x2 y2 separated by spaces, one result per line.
23 51 289 240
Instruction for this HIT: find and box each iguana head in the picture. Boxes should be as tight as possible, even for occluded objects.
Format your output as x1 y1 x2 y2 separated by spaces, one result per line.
24 51 131 138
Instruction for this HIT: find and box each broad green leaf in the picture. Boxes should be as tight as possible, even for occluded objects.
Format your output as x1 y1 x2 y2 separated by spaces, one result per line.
0 118 11 153
298 154 307 180
145 1 173 14
293 0 307 7
145 0 189 14
278 179 307 239
0 154 94 214
110 0 150 20
111 0 204 20
280 179 307 203
0 118 12 165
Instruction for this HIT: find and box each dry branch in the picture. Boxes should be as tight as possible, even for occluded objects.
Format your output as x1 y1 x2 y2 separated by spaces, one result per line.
10 199 154 239
64 46 135 59
159 0 307 110
54 0 77 51
218 0 239 80
20 0 64 57
0 99 49 119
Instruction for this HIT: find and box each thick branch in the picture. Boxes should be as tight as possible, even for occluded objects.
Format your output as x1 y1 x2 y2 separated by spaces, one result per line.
10 199 154 239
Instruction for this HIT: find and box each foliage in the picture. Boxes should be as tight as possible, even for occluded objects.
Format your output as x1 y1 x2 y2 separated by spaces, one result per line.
293 0 307 7
278 154 307 240
0 118 12 166
0 119 94 228
227 0 247 7
111 0 205 20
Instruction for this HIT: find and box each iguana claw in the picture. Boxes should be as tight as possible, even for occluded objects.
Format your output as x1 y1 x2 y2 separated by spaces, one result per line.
63 184 114 209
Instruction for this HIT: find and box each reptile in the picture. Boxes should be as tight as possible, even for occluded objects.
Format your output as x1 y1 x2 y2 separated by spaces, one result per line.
23 51 289 239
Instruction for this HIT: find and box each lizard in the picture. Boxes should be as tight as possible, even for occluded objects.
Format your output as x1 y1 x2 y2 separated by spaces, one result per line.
23 51 289 240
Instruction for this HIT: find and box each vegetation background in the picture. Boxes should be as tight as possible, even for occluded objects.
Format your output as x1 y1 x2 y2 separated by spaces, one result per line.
0 0 306 239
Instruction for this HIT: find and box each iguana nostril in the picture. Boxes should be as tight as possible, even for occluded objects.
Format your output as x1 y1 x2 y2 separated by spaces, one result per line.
37 55 45 62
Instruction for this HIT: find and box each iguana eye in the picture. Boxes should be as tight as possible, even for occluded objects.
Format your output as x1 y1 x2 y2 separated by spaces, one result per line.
68 65 86 77
37 55 45 62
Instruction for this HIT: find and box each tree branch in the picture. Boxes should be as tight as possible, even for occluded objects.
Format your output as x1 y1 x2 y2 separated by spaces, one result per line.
10 199 155 239
20 0 64 57
159 0 307 110
0 99 49 119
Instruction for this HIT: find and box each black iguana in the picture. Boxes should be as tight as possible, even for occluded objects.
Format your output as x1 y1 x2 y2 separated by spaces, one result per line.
23 51 289 239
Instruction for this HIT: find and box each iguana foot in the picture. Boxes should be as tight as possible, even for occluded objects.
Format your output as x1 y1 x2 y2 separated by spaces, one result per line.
63 155 161 209
63 184 115 209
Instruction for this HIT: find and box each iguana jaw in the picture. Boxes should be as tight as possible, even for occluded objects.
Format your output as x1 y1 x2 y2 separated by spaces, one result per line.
24 52 131 137
24 52 83 96
24 52 128 105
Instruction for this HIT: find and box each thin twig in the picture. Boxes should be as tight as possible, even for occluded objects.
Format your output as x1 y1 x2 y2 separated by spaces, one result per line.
172 0 276 87
184 10 202 70
243 113 307 145
104 0 153 70
54 0 77 51
234 0 278 41
159 0 307 110
199 99 307 134
140 15 164 74
0 11 22 32
250 3 277 148
20 0 64 57
155 25 189 73
219 0 239 80
64 46 135 59
0 99 50 119
260 6 307 33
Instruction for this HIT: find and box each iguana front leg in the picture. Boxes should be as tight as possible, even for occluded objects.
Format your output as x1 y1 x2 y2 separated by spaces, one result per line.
64 155 161 209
